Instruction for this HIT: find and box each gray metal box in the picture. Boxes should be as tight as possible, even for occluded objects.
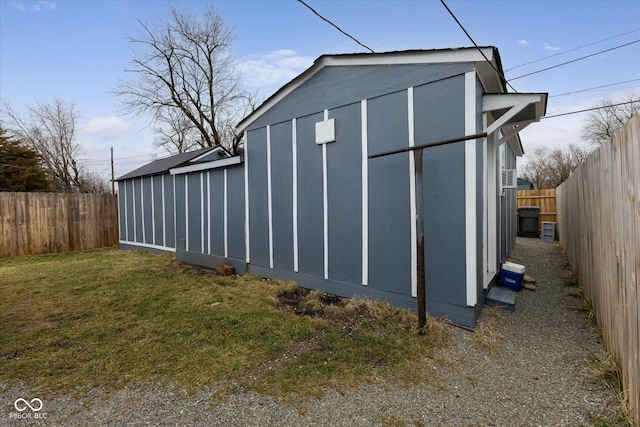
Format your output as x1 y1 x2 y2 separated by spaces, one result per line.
541 221 556 242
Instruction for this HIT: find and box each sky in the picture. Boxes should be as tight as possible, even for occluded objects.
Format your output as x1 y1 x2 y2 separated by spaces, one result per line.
1 0 639 183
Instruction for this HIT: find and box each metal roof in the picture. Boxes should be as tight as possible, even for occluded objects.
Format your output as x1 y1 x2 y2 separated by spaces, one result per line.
115 147 218 181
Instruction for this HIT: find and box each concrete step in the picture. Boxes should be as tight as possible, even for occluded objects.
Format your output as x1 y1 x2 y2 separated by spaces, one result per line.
486 286 516 312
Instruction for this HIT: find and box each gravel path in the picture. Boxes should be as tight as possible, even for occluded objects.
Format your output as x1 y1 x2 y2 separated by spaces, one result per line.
1 237 621 426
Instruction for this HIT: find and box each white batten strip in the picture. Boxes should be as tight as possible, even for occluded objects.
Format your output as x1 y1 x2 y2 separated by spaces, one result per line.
361 100 369 286
244 136 250 263
292 118 299 272
185 175 189 251
201 173 205 254
141 178 146 243
172 175 177 250
267 125 274 269
132 180 137 241
161 176 166 247
408 87 418 298
207 172 211 255
224 168 229 258
124 181 129 241
151 176 155 245
465 71 478 306
323 109 329 280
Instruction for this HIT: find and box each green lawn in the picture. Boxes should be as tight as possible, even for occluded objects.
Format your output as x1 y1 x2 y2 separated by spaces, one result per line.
0 248 445 399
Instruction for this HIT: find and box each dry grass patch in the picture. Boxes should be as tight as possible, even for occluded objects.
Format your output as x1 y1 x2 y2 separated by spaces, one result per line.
472 307 505 352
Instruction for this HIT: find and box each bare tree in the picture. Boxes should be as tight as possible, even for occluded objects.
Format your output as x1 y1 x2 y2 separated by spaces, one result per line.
3 98 83 192
581 93 640 145
114 5 254 155
519 144 591 189
153 108 200 154
78 171 111 194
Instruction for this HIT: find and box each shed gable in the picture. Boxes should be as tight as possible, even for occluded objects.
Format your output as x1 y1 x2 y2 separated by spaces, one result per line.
246 62 473 131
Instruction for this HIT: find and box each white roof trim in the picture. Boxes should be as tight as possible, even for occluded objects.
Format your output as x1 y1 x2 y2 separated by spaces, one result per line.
237 47 500 132
169 156 242 175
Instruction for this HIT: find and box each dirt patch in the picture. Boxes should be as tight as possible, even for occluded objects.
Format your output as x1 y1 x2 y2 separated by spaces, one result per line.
274 287 347 318
273 286 443 338
166 258 219 277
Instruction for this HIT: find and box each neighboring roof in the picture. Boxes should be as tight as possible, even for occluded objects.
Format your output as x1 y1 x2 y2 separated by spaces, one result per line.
237 47 506 132
116 146 226 181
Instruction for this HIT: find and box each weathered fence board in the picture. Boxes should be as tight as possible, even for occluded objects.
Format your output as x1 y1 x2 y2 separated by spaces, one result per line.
516 188 556 232
557 114 640 424
0 192 119 257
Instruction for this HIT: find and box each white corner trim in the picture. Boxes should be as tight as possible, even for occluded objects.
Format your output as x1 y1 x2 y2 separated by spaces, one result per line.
361 100 369 286
408 87 417 298
465 71 478 307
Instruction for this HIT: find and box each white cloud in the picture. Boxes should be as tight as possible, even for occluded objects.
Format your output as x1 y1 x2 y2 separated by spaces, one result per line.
81 115 134 140
11 1 56 12
237 50 314 93
543 42 560 52
518 39 531 47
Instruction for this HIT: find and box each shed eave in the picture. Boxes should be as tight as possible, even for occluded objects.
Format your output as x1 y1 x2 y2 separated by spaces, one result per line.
483 92 549 156
169 155 243 175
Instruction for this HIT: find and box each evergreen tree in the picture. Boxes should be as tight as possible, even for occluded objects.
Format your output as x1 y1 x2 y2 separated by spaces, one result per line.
0 127 52 192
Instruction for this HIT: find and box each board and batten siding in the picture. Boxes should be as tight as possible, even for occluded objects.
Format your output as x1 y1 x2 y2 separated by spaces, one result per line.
244 68 486 325
118 163 246 273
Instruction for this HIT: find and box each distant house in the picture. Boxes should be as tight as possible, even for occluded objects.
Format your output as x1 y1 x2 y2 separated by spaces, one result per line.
517 178 534 190
116 47 547 326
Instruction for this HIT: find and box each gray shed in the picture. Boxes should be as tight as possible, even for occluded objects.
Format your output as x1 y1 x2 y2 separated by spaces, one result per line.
116 47 547 326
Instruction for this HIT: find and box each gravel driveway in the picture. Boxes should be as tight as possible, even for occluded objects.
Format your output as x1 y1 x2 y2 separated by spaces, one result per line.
1 237 621 426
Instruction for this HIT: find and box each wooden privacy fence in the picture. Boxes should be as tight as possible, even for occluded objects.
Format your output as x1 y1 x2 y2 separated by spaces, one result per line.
0 192 119 258
557 114 640 424
516 189 556 233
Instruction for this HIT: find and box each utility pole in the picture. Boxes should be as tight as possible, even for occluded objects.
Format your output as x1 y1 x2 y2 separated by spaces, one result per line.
111 146 115 195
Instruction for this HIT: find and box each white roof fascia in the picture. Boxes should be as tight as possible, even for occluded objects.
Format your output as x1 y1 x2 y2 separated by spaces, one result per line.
237 47 499 133
169 156 242 175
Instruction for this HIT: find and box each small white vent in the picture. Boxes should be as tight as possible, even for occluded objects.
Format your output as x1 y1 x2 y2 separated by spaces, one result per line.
502 169 517 189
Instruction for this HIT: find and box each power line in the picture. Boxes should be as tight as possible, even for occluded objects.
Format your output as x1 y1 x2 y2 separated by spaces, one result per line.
550 79 640 98
510 40 640 81
297 0 375 53
541 100 640 119
505 28 640 72
439 0 518 93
